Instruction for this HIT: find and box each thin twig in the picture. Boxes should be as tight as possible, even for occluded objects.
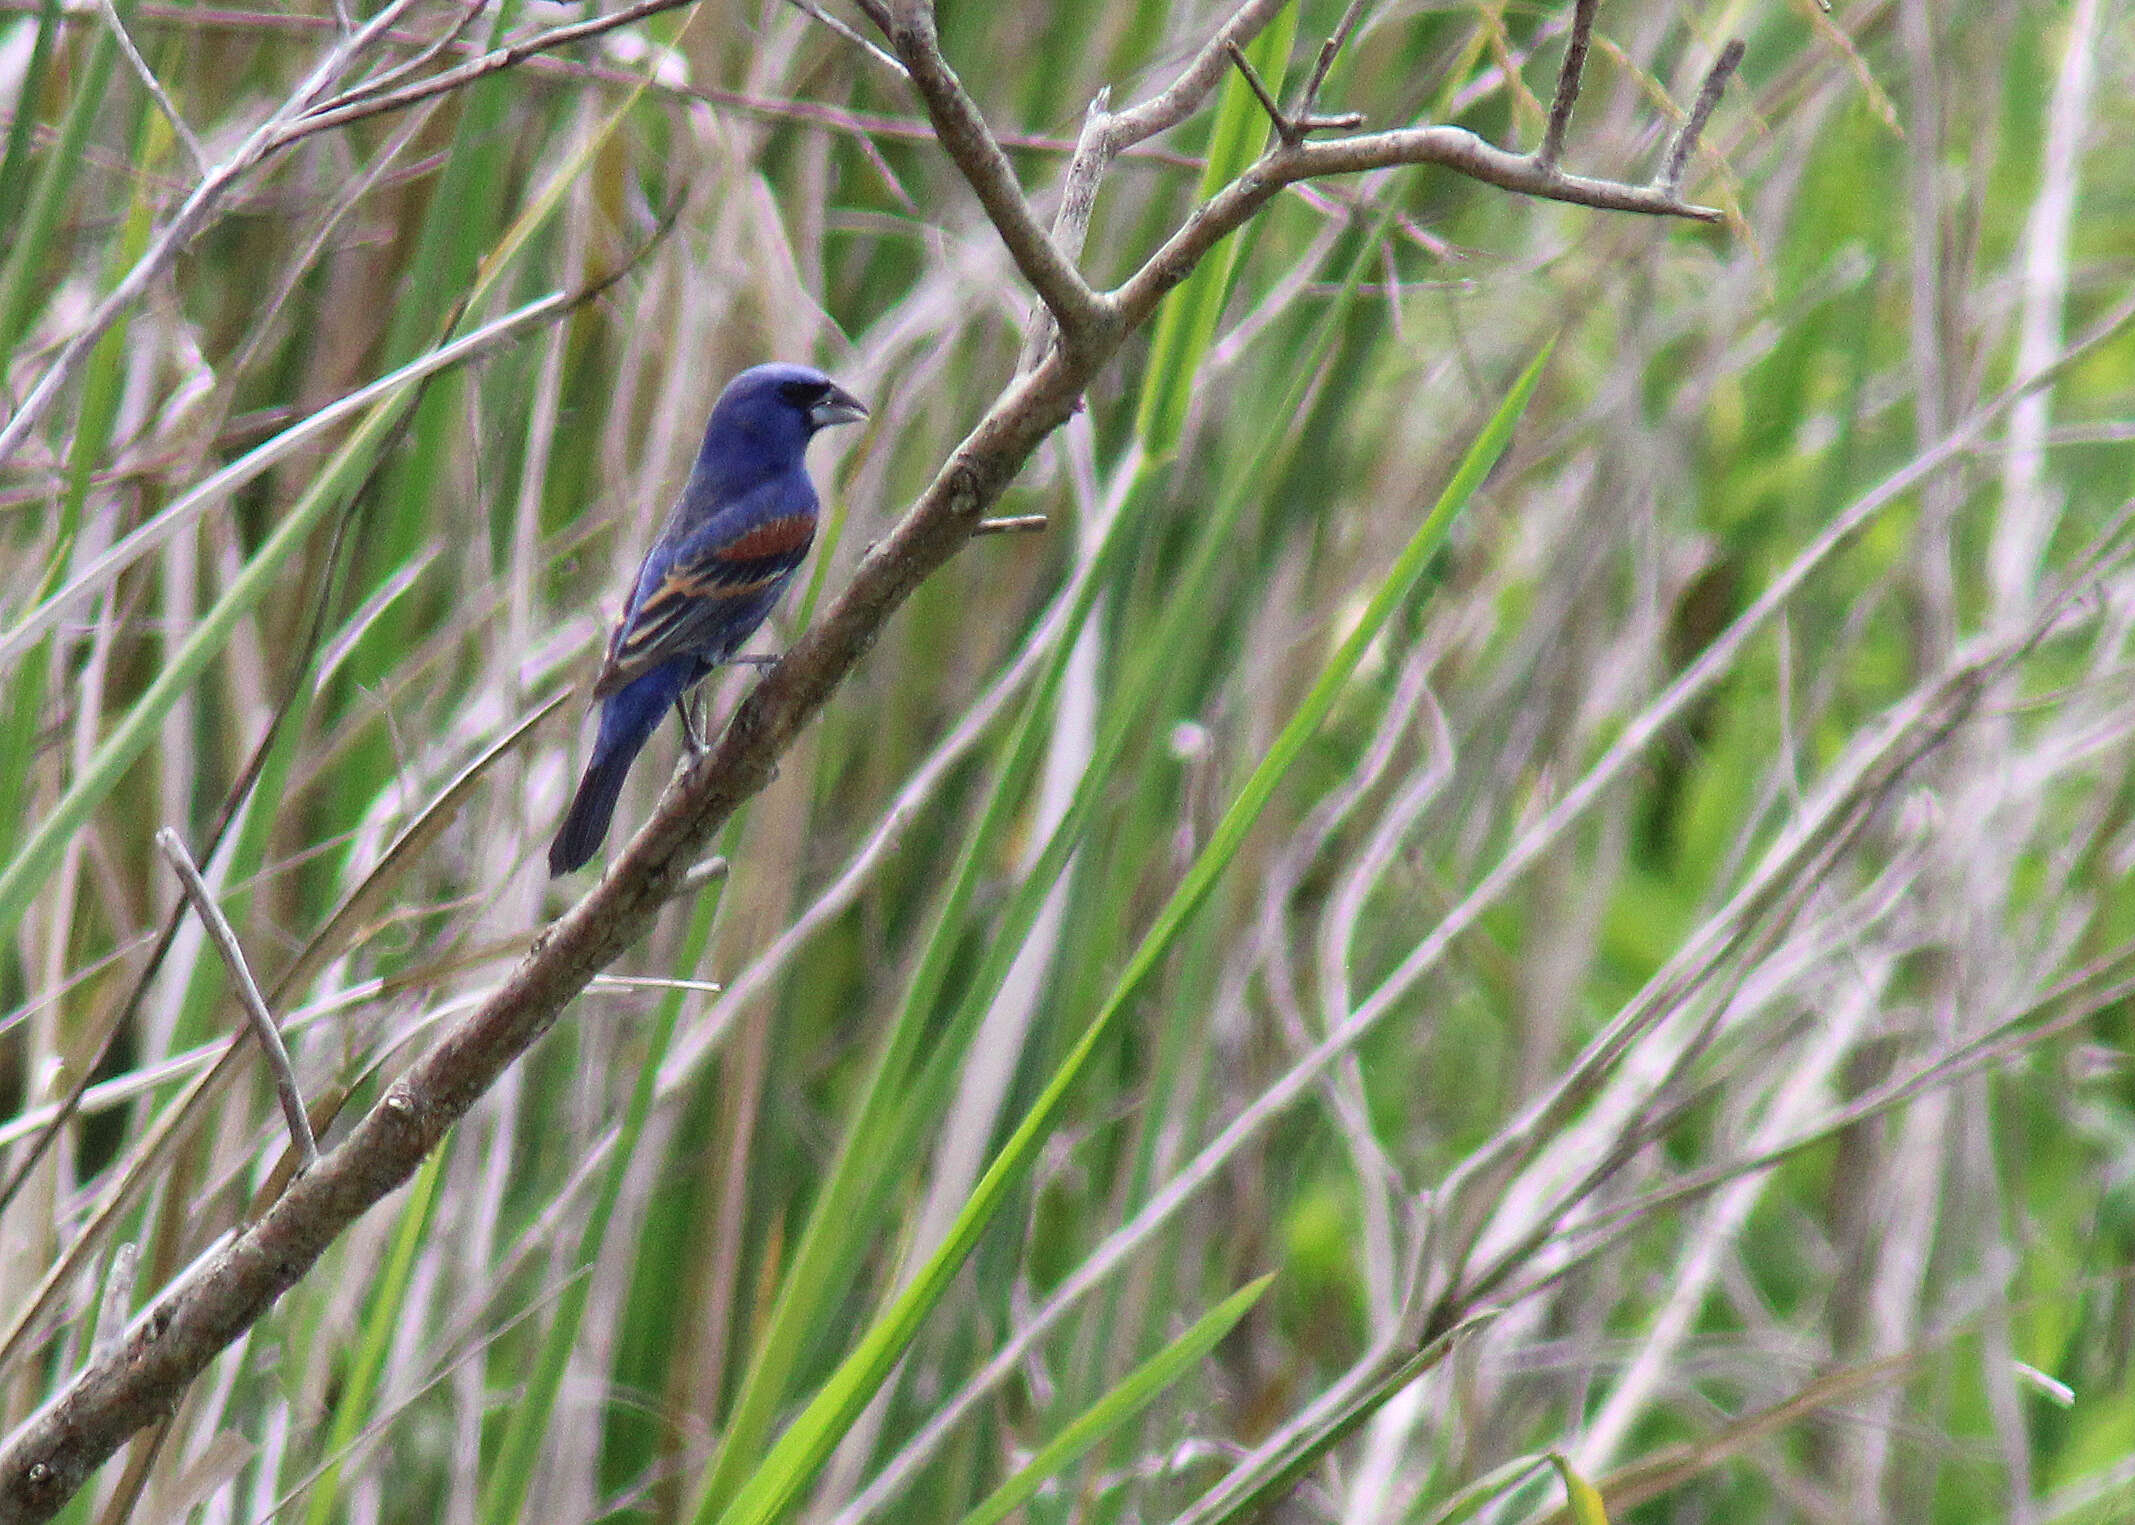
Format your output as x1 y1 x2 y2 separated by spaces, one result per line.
1226 38 1362 146
96 0 206 169
1113 124 1725 335
1105 0 1292 149
0 0 1207 168
308 0 492 118
1296 0 1370 123
971 514 1048 535
1225 39 1290 138
153 830 319 1172
1659 39 1745 195
1537 0 1599 172
784 0 907 77
89 1246 139 1364
278 0 698 142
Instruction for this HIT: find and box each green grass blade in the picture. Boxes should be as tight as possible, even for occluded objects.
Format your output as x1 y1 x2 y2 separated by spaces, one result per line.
0 20 117 358
1132 5 1296 459
0 0 64 232
0 394 402 949
302 1146 448 1525
1419 1455 1554 1525
0 93 153 869
688 508 1118 1520
1549 1453 1611 1525
1180 1308 1504 1525
692 244 1386 1516
954 1275 1272 1525
474 897 711 1525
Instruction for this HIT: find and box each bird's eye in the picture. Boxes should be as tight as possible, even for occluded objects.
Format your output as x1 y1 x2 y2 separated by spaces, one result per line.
779 379 831 406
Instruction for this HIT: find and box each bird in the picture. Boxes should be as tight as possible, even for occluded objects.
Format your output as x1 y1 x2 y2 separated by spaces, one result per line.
548 362 867 876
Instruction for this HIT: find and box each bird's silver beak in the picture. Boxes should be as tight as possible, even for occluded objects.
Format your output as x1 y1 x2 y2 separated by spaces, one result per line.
810 383 869 430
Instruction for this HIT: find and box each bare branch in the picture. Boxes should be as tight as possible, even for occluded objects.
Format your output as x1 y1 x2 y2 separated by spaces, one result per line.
1115 124 1723 331
306 0 492 120
1660 39 1745 196
1019 87 1113 373
1105 0 1291 149
888 5 1111 343
97 0 205 170
0 0 1212 171
1536 0 1599 173
154 830 319 1173
278 0 697 142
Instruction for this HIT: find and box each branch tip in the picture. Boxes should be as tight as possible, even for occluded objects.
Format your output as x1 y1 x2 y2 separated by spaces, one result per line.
91 1244 139 1363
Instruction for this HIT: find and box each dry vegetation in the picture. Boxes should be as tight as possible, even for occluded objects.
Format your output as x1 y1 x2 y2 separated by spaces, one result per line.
0 0 2131 1520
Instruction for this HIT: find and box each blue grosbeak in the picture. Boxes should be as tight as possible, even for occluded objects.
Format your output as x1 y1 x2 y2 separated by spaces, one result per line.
549 362 866 875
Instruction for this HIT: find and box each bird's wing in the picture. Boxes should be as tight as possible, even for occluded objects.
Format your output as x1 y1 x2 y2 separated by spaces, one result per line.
591 478 818 699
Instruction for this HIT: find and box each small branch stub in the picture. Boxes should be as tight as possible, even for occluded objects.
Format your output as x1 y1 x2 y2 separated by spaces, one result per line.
972 514 1049 536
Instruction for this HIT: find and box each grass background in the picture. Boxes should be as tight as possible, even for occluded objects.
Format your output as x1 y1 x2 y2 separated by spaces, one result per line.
2 0 2133 1520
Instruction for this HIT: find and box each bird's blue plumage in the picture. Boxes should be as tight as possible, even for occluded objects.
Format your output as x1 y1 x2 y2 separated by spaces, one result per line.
549 363 866 876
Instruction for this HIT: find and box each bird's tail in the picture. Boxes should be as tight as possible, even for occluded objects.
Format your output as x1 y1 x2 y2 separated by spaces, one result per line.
550 660 685 877
549 745 636 876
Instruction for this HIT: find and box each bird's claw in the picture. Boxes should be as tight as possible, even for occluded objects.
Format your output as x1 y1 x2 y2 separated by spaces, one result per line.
674 695 706 755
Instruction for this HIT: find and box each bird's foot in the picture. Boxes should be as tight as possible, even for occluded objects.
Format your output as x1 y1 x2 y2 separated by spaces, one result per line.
674 695 706 755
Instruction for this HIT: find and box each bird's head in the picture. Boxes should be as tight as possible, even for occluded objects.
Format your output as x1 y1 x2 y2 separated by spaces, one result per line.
699 362 868 478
